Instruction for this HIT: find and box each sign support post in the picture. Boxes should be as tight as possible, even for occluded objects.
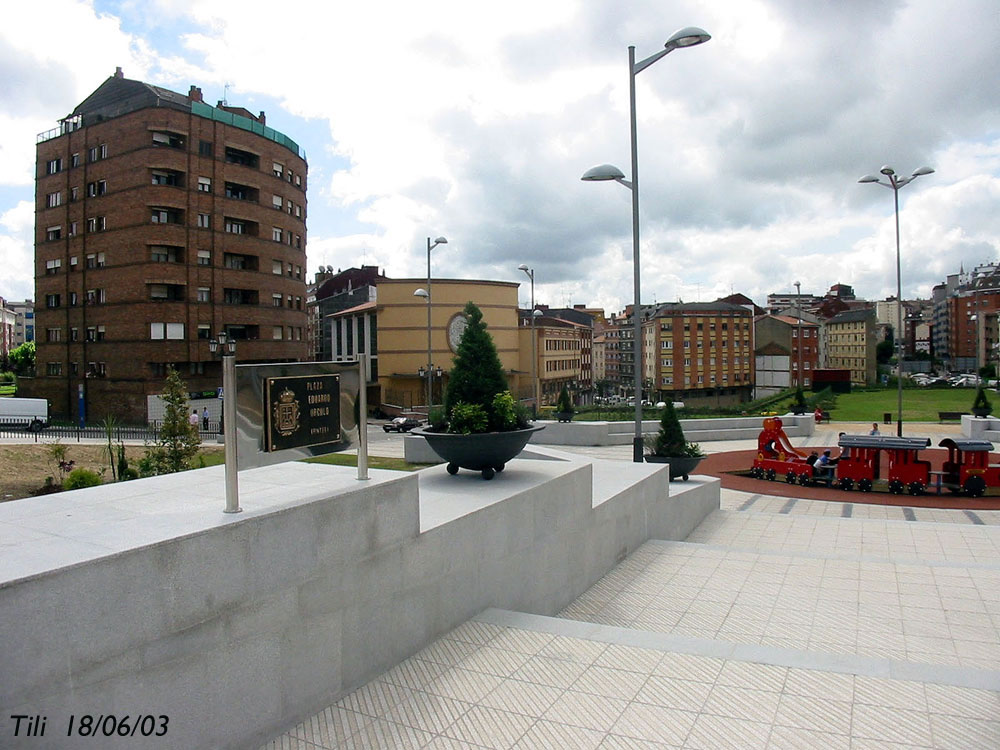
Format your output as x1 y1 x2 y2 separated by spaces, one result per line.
222 351 241 513
357 354 370 481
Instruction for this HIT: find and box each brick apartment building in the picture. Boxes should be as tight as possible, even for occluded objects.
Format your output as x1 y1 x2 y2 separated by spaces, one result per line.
31 69 308 421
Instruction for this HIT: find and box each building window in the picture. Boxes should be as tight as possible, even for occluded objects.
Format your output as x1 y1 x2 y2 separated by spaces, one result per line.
68 222 78 237
152 131 184 149
46 158 62 175
273 162 284 178
70 327 78 342
151 170 181 187
224 288 258 305
88 144 107 162
225 219 246 234
85 288 106 305
86 216 106 233
45 259 62 275
225 182 256 201
197 176 211 192
69 292 77 306
272 194 282 210
45 294 61 308
198 140 213 157
151 208 182 224
273 326 283 340
272 226 283 242
225 146 258 168
272 259 283 275
46 362 62 376
71 153 80 168
223 253 257 271
85 252 105 268
197 324 211 340
150 322 185 340
70 186 79 202
294 204 302 218
46 191 61 208
197 250 211 266
85 325 106 342
272 293 283 307
46 226 61 241
151 245 181 263
46 327 61 342
197 287 211 302
195 212 210 229
87 180 107 196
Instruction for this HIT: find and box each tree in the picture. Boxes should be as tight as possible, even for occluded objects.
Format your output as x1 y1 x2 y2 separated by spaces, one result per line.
557 385 573 414
444 302 508 414
8 341 35 376
141 366 201 474
648 401 702 457
876 339 895 365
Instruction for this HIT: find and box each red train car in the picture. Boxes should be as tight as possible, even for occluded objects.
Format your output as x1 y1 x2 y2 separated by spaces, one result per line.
835 435 931 494
937 438 1000 497
749 417 812 483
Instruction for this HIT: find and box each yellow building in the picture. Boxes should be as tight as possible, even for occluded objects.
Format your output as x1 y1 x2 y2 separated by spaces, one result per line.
824 308 877 386
329 278 522 412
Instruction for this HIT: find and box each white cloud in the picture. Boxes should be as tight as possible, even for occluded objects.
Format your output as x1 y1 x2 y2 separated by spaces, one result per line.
0 201 35 300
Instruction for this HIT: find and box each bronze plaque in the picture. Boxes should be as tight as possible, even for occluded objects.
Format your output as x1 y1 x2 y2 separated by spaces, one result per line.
264 374 341 452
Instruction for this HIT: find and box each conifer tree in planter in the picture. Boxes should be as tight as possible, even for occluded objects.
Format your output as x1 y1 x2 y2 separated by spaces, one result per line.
972 386 992 418
790 385 807 415
643 401 704 481
555 385 574 422
413 301 543 479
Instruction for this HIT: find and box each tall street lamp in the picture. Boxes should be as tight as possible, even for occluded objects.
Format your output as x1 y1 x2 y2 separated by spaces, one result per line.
582 26 711 462
208 330 240 513
414 236 447 412
859 165 934 436
518 264 541 416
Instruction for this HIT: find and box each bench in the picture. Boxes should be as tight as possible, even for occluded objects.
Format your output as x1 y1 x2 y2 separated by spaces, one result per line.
820 410 832 423
938 411 966 423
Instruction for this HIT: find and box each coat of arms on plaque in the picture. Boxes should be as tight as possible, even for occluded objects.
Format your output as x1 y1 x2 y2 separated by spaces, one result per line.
272 388 300 437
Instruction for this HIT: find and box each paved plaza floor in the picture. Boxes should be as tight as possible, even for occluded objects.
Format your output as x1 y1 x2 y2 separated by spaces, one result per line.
263 425 1000 749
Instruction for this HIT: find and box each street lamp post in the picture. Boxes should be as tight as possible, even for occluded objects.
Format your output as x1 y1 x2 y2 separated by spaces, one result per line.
518 264 540 416
859 165 934 436
582 26 711 462
414 236 447 413
208 331 240 513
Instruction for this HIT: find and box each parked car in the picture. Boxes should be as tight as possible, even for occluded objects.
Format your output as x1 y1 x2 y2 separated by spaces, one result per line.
383 417 423 432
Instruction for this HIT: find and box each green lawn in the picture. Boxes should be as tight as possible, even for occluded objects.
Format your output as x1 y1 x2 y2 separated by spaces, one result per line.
825 387 984 423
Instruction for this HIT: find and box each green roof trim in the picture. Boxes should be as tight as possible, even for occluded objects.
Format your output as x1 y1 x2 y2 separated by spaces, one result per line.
191 101 305 160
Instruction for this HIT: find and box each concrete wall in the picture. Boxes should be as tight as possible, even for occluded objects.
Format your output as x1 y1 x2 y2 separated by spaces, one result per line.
1 457 717 749
528 413 815 446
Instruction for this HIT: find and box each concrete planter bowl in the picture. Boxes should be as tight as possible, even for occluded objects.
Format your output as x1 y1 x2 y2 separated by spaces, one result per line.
412 425 545 480
644 454 703 481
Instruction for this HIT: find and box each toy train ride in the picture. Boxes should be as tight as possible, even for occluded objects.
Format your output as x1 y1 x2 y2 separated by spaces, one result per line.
749 417 1000 497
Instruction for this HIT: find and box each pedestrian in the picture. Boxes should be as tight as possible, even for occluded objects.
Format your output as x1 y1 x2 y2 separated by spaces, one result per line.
869 422 880 436
814 406 823 424
189 408 200 431
202 407 210 431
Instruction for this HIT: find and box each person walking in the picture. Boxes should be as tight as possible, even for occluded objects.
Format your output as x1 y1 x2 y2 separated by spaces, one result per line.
189 409 200 432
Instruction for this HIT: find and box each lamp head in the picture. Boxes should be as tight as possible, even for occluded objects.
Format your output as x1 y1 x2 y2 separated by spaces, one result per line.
517 263 529 271
532 309 543 318
428 236 447 250
912 166 935 177
665 26 711 50
880 165 895 176
413 288 429 299
581 164 626 182
858 174 881 184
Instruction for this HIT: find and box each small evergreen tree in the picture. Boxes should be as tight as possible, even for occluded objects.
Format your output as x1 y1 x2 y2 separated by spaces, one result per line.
557 386 573 414
444 302 508 413
143 366 201 474
649 401 703 457
972 386 992 415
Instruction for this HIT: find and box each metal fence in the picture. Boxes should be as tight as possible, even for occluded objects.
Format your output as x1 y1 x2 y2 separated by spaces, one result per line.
0 421 222 443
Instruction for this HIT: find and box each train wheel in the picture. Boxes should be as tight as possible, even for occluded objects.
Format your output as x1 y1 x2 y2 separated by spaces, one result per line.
798 473 811 486
908 481 924 496
964 476 986 498
888 479 904 495
446 463 459 475
858 478 873 492
481 467 496 480
840 477 854 491
751 467 762 479
786 472 796 484
765 469 776 481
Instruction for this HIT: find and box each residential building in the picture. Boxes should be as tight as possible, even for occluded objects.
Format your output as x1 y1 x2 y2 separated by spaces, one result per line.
948 266 1000 372
521 313 591 406
644 301 754 407
310 265 386 361
7 300 34 347
0 299 16 361
824 308 877 386
30 68 308 420
753 313 820 394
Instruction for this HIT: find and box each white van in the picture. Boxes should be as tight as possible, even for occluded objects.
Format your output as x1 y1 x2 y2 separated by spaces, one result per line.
0 397 49 431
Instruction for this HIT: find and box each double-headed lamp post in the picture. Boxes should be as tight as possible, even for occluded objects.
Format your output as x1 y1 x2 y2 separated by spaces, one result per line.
859 165 934 437
582 26 711 463
413 236 447 412
208 331 240 513
518 264 541 415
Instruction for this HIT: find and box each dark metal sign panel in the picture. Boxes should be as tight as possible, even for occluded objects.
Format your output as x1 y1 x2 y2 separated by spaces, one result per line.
264 374 341 452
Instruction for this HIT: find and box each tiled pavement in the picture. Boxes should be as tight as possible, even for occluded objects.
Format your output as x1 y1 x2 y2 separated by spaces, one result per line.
264 429 1000 749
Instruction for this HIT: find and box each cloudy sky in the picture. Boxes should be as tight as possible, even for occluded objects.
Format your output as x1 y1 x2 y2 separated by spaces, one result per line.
2 0 999 314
